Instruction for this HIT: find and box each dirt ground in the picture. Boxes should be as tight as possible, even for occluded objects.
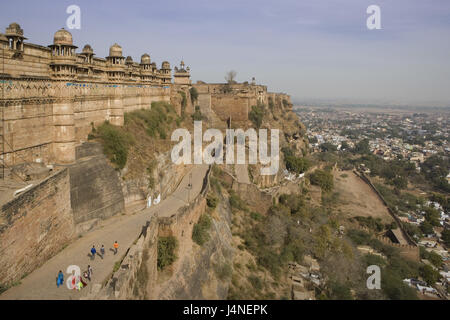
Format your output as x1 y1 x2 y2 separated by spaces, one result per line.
333 170 394 223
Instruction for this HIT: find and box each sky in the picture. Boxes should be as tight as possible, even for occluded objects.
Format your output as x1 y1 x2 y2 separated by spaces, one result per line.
1 0 450 106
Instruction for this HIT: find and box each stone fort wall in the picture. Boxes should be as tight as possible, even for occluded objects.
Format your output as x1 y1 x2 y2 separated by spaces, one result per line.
193 83 268 122
0 78 170 166
0 168 75 287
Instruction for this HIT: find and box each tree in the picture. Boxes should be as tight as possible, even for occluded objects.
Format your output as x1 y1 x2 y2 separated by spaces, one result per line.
392 176 408 190
354 139 370 154
319 142 337 152
420 221 434 235
420 264 440 286
285 155 310 174
309 169 334 192
442 229 450 247
424 207 440 227
189 87 198 104
249 104 265 128
225 70 237 84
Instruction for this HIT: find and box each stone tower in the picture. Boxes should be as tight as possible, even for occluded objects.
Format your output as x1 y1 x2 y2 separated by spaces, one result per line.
173 61 191 85
49 28 78 79
49 28 77 164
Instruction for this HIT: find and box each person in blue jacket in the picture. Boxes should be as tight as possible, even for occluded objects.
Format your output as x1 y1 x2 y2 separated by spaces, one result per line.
90 245 97 259
56 270 64 288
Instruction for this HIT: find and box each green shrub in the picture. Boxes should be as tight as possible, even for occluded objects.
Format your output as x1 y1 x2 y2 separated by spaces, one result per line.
189 87 198 104
214 263 232 280
382 269 418 300
96 121 133 169
329 281 353 300
191 106 203 121
353 216 385 232
207 194 218 209
310 169 334 192
250 211 262 221
285 155 310 174
157 236 177 271
124 101 178 140
147 160 157 189
420 247 443 268
192 214 212 246
442 229 450 247
179 91 187 117
420 264 440 286
249 104 265 128
347 229 372 245
229 191 248 212
248 275 263 291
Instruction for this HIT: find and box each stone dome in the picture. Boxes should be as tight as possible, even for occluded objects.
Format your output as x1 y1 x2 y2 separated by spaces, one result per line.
109 43 123 57
82 44 93 54
125 56 133 64
6 22 25 37
53 28 73 45
161 61 170 69
141 53 151 64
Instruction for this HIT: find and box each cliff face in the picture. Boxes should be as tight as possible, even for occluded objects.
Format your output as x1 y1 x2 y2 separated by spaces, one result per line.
154 191 234 299
156 90 306 299
70 143 125 230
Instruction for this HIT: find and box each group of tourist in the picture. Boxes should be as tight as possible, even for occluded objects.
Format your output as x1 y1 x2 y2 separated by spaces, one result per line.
56 265 93 291
90 241 119 260
55 241 120 290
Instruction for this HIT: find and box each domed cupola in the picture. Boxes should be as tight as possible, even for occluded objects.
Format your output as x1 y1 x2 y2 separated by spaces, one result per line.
106 43 125 66
5 22 27 52
48 28 77 79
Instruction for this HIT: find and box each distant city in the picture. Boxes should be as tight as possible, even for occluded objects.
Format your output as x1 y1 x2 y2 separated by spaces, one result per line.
295 106 449 163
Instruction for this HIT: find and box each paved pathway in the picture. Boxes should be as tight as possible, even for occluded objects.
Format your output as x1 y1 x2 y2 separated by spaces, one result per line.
235 164 251 184
0 164 208 300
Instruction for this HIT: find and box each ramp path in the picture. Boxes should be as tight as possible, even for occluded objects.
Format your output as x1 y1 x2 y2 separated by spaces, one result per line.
235 164 251 184
0 164 208 300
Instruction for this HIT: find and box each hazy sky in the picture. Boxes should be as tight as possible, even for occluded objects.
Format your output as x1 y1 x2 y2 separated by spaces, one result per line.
1 0 450 106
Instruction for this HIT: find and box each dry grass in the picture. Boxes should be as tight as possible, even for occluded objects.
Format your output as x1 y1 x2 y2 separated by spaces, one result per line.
333 170 394 223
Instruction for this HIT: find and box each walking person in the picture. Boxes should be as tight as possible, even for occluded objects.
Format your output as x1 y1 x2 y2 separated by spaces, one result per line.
56 270 64 288
100 244 105 259
113 241 119 255
87 265 93 282
90 245 96 260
